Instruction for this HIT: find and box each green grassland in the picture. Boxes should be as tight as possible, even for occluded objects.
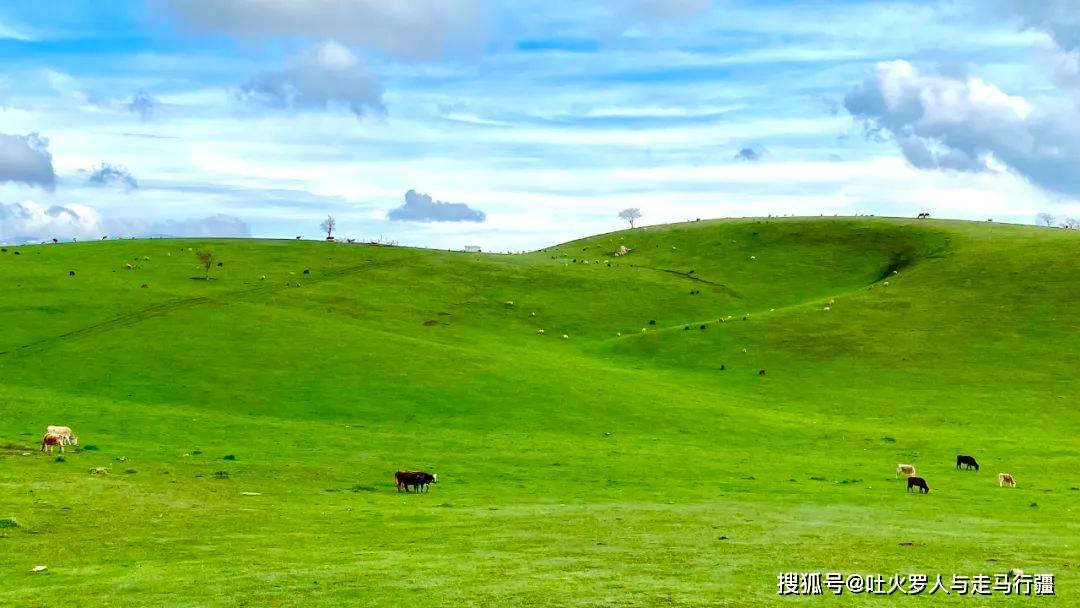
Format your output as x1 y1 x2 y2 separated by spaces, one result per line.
0 217 1077 606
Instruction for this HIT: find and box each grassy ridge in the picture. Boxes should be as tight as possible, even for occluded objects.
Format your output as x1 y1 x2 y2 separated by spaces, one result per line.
0 218 1077 606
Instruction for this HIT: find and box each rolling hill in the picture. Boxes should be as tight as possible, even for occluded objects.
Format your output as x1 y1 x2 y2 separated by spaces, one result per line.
1 217 1077 606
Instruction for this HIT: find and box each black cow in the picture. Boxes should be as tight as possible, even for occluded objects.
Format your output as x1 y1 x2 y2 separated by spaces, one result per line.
394 471 438 493
956 455 979 471
906 476 930 493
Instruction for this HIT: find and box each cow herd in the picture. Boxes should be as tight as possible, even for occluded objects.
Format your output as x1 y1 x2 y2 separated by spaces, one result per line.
34 425 1023 499
896 454 1017 494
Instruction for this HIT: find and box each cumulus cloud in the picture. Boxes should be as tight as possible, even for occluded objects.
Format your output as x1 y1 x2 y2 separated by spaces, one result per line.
1001 0 1080 51
87 163 138 190
129 91 156 121
160 0 487 60
0 133 56 190
0 201 250 242
387 190 486 223
0 201 102 242
241 40 383 117
845 60 1080 195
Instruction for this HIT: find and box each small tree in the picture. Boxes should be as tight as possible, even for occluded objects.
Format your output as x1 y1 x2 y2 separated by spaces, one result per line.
1036 212 1056 227
320 215 337 240
196 250 214 280
1063 217 1079 229
618 208 642 229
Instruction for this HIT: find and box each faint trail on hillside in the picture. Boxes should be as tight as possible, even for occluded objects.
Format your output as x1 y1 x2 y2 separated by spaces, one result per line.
629 265 741 298
0 260 393 357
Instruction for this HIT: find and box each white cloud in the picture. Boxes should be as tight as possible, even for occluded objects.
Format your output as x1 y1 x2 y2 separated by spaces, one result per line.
241 40 383 117
0 200 250 243
845 60 1080 196
0 201 103 241
0 133 56 190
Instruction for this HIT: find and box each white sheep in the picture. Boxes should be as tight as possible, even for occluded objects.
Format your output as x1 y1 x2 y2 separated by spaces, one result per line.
824 306 830 311
562 334 569 339
537 329 545 335
505 300 514 306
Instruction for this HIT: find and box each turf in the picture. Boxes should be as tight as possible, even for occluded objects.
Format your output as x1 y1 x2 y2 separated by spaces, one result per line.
0 217 1077 606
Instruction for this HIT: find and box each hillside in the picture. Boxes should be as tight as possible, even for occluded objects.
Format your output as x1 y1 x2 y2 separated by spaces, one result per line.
1 217 1077 607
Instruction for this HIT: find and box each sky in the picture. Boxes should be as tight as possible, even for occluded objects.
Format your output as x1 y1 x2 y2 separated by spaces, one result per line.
1 0 1079 249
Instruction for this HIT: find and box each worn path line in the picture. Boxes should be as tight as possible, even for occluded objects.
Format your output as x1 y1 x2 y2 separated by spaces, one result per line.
0 260 391 357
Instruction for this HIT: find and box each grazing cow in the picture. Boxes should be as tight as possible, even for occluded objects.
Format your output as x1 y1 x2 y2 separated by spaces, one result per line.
46 426 77 446
40 433 65 454
956 455 979 471
394 471 437 493
758 369 766 376
998 473 1016 487
896 464 916 477
906 476 929 493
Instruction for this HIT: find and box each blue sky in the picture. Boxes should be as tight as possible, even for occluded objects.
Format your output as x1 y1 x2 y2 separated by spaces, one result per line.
1 0 1078 248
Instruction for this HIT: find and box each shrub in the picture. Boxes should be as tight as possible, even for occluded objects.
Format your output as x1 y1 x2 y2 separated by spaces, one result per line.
82 445 99 451
214 471 229 479
223 454 236 461
0 517 19 529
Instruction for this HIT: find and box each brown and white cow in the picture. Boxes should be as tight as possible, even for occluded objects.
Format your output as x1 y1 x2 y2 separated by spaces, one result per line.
46 425 77 446
896 464 916 477
40 433 65 454
998 473 1016 488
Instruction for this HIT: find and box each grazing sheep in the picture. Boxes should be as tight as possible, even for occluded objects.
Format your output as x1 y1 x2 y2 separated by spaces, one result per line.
1009 568 1023 578
641 328 647 333
260 275 266 280
896 464 916 477
750 255 756 260
537 329 545 335
561 334 569 339
89 467 108 475
616 332 622 337
124 263 133 270
505 300 514 306
828 299 835 306
998 473 1016 487
758 369 766 376
824 306 830 311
